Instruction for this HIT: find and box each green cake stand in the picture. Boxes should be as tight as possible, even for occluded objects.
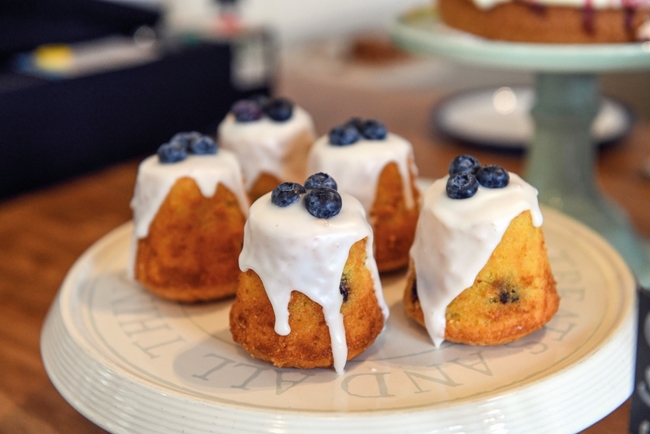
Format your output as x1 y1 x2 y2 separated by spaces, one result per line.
392 7 650 286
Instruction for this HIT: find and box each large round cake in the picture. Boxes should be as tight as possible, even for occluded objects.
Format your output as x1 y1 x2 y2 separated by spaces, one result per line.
404 155 559 346
230 176 389 374
438 0 650 43
130 133 249 302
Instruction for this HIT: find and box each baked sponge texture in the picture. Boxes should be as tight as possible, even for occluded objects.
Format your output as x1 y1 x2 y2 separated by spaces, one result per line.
404 210 559 345
230 238 385 369
134 177 246 302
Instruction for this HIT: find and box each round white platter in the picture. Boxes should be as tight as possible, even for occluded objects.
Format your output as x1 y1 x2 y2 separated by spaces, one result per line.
433 86 633 151
41 206 637 434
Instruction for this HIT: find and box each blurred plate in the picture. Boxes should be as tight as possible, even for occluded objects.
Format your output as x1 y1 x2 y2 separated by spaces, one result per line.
433 86 634 151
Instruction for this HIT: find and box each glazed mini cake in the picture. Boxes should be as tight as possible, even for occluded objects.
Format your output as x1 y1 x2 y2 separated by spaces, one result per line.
404 155 559 347
307 118 420 273
218 96 317 202
438 0 650 43
130 132 249 302
230 174 389 374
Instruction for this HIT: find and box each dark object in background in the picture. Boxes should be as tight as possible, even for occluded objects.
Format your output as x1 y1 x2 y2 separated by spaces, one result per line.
0 41 272 201
0 0 273 200
630 287 650 433
0 0 161 66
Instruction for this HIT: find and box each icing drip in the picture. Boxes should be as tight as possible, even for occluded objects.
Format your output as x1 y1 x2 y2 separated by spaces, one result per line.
239 192 388 374
306 133 418 218
410 173 542 347
218 106 316 190
583 0 596 33
130 152 249 239
638 19 650 38
128 151 249 278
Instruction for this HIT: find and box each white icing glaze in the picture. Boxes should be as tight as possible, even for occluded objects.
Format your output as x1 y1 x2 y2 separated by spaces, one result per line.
306 133 418 218
239 191 388 374
410 173 542 347
638 20 650 39
471 0 650 9
218 106 316 190
128 151 249 278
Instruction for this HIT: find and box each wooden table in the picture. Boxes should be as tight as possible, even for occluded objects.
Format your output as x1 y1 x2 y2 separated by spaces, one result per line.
1 71 647 433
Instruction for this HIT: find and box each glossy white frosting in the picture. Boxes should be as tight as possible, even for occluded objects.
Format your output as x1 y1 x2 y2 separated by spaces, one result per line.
410 173 542 347
472 0 650 9
239 191 388 374
128 151 249 277
218 106 316 190
306 133 418 218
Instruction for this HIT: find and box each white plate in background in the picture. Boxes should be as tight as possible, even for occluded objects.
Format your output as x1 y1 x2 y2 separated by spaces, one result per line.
433 86 634 151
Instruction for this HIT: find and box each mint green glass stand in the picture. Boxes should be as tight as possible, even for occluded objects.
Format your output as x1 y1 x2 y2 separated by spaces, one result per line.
391 8 650 286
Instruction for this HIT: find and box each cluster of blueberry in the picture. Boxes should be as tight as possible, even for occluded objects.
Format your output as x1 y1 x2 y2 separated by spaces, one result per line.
446 154 510 199
328 117 388 146
271 173 342 219
157 132 218 164
231 96 294 123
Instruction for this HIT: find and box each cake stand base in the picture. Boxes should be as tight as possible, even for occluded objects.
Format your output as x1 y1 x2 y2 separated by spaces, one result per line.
526 73 650 287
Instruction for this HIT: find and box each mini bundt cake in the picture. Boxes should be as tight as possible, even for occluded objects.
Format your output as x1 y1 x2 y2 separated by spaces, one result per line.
307 118 420 273
218 96 317 202
230 174 389 374
130 132 249 302
404 155 559 346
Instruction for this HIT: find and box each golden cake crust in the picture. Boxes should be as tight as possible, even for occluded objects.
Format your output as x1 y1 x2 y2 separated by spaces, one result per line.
404 211 559 346
247 172 282 204
134 177 246 302
230 238 385 369
438 0 650 43
371 161 420 273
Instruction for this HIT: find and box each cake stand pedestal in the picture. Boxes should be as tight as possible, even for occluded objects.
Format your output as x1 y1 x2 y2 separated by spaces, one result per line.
391 8 650 286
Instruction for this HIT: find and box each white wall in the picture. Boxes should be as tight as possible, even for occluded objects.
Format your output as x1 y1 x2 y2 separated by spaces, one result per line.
104 0 430 46
240 0 430 46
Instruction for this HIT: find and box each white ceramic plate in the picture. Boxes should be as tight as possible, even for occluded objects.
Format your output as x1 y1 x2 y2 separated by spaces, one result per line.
434 86 633 150
41 207 636 434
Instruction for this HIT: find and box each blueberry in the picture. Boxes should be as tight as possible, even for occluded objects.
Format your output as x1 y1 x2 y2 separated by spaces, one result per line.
410 278 418 304
231 99 262 122
264 97 294 122
304 188 342 219
157 142 187 163
446 173 479 199
248 93 269 107
344 117 365 131
340 276 350 302
360 119 387 140
329 124 361 146
169 131 201 149
476 164 509 188
271 182 306 207
449 154 481 176
304 172 337 191
189 135 218 154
